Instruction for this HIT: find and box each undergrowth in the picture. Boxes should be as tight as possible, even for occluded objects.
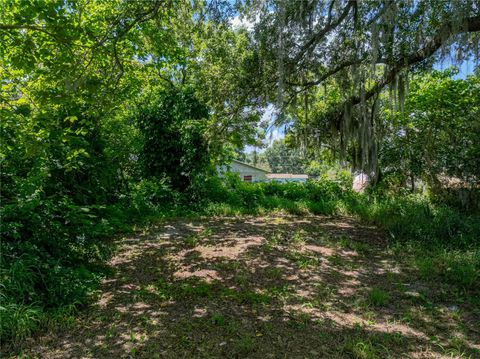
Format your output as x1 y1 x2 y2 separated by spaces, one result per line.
1 174 479 347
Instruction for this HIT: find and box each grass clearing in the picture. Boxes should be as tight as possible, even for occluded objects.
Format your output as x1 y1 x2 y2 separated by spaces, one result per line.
4 215 479 358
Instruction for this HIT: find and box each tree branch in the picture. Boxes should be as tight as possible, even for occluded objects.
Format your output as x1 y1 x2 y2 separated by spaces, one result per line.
332 15 480 128
286 58 361 88
294 0 355 63
0 24 59 40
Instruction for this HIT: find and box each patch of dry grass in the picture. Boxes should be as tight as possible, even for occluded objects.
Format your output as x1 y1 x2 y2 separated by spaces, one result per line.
7 215 480 358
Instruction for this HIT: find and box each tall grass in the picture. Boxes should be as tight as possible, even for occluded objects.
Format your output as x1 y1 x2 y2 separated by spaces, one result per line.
200 176 479 249
198 176 479 295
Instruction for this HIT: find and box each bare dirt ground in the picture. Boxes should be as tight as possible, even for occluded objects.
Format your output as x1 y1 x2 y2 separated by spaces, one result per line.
15 215 480 358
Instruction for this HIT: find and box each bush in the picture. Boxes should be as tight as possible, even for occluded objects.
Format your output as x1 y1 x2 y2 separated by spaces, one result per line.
305 179 344 202
129 178 178 214
0 195 117 343
307 200 338 215
136 87 211 192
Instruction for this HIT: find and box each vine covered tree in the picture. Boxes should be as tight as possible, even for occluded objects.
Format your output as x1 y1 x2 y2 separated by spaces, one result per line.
240 0 480 178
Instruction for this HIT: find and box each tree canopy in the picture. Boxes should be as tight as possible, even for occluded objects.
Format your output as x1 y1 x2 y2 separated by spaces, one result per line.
241 0 480 175
1 1 479 198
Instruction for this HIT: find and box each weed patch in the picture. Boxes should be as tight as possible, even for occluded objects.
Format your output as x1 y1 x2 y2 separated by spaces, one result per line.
367 288 390 307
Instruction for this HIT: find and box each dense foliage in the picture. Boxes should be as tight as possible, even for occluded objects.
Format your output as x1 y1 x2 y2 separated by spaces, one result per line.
380 70 480 190
264 139 306 173
244 0 480 174
137 87 211 191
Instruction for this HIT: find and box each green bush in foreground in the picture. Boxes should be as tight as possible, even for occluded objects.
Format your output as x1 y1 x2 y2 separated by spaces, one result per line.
1 197 112 344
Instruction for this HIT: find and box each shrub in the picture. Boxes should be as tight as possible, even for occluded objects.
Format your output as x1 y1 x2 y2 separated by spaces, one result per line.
136 87 211 192
129 178 177 214
307 200 338 215
305 179 344 202
235 182 266 207
0 195 116 343
201 176 232 204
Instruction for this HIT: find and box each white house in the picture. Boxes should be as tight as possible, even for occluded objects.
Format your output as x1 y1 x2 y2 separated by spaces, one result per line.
217 159 269 182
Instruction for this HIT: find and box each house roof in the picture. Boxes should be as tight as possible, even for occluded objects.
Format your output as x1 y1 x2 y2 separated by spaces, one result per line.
266 173 308 179
231 159 270 173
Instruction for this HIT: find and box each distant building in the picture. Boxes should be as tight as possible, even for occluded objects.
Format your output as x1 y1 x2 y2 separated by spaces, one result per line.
217 159 310 183
217 159 269 182
266 173 308 183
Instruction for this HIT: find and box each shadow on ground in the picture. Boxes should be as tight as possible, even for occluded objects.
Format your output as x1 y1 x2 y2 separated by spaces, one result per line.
16 215 480 358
